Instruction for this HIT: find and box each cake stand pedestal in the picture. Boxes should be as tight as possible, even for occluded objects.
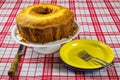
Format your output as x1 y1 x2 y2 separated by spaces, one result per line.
33 45 61 54
11 22 80 54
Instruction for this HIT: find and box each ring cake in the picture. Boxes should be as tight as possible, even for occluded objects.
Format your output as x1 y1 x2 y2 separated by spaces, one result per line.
16 4 75 43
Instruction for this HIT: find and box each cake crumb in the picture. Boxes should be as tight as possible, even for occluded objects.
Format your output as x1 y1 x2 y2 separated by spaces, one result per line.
20 38 29 44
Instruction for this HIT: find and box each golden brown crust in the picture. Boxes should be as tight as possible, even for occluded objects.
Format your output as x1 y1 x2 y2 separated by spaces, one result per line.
16 4 73 29
16 4 74 43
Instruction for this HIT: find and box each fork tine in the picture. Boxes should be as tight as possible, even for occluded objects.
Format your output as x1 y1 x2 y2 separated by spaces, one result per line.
78 50 92 61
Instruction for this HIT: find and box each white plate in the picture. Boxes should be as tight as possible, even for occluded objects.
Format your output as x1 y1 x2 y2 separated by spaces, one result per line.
12 22 80 47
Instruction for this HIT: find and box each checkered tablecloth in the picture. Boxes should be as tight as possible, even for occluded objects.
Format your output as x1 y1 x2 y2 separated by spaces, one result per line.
0 0 120 80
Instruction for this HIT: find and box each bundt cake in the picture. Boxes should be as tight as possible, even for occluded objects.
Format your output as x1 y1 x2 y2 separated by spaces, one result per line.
16 4 75 43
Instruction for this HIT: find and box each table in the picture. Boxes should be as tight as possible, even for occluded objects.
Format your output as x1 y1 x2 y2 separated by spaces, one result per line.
0 0 120 80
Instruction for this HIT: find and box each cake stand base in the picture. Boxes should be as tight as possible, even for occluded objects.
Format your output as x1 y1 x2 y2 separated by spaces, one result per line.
33 45 61 54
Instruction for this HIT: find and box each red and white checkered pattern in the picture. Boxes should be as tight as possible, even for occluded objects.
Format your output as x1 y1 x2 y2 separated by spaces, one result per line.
0 0 120 80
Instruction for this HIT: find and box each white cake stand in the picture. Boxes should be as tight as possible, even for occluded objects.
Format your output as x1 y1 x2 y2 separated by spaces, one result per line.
11 22 80 54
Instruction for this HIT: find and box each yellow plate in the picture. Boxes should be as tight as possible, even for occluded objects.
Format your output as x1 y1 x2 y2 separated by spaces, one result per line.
60 39 114 69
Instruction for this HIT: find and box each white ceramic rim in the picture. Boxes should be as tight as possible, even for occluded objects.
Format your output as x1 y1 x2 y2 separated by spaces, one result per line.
11 21 80 47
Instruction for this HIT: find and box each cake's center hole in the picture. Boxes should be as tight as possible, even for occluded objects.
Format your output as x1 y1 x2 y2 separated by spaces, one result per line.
33 7 53 14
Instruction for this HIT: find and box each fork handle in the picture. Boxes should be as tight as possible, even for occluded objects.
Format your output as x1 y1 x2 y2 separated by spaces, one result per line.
94 57 114 68
92 59 107 67
92 58 114 69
